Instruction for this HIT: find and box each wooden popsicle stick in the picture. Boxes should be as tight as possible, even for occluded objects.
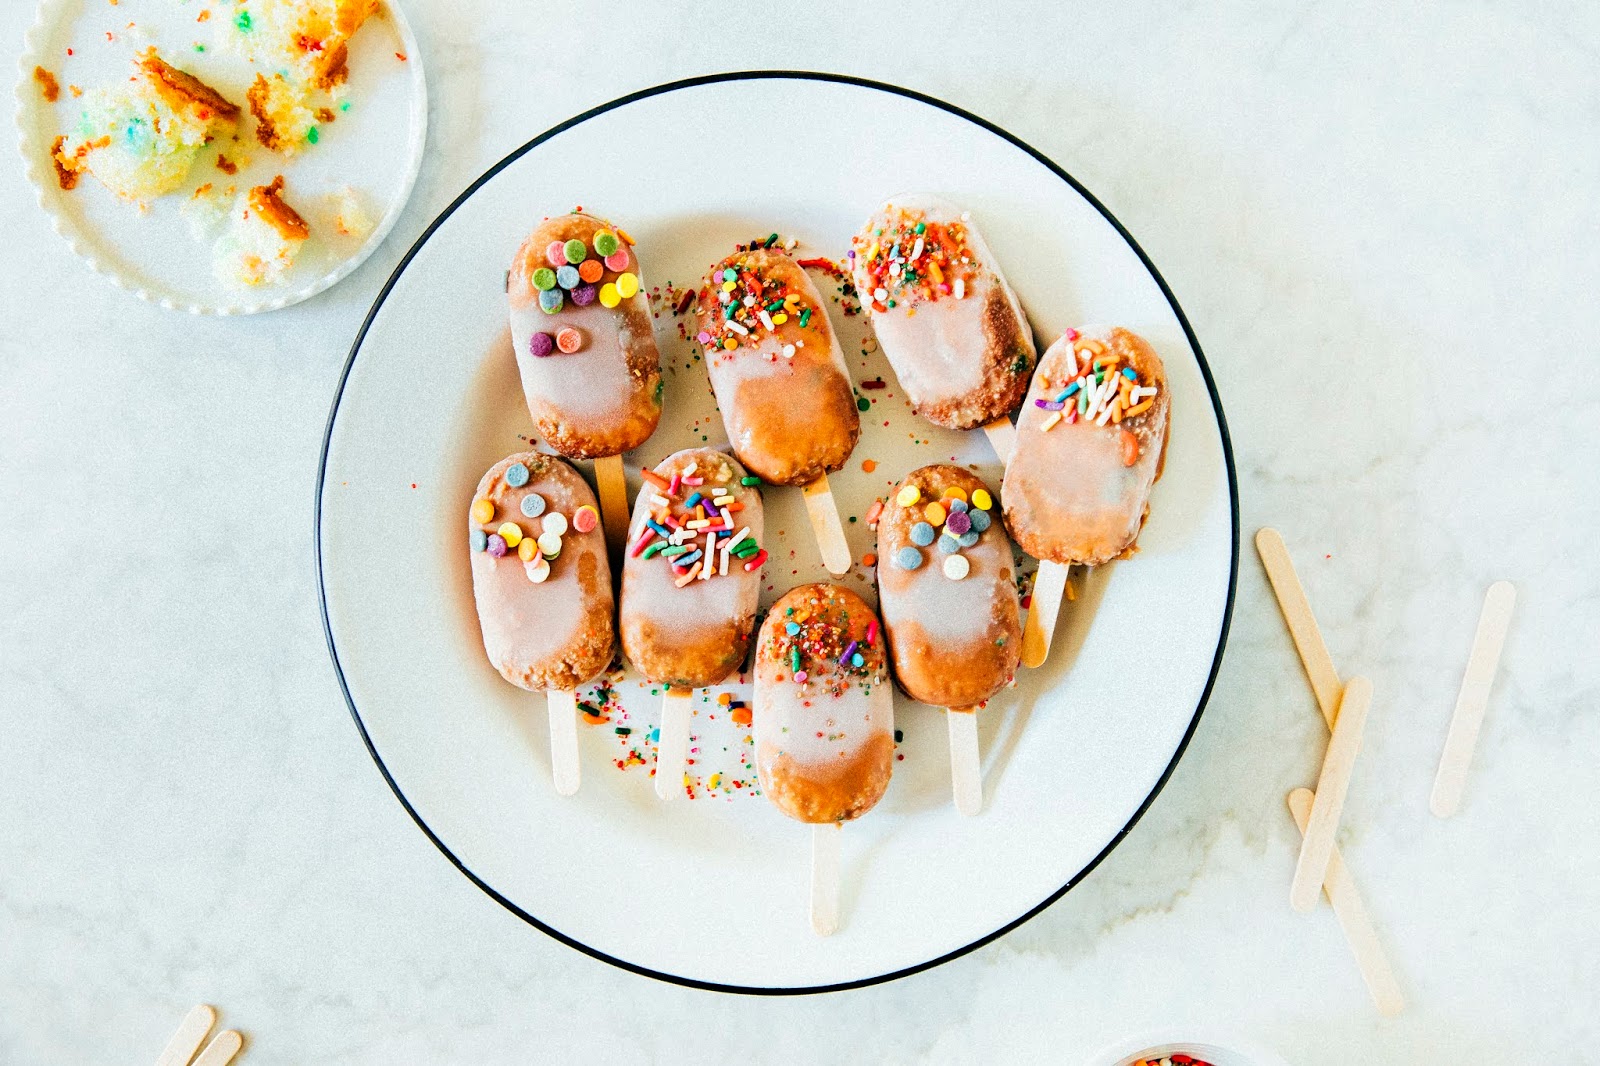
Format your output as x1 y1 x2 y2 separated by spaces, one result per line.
980 417 1016 464
1291 675 1373 912
1288 788 1406 1016
1431 581 1516 818
153 1003 215 1066
1020 561 1070 669
546 690 581 796
654 689 692 801
190 1030 243 1066
1255 527 1342 729
810 822 841 936
801 473 852 576
592 454 631 559
947 709 983 816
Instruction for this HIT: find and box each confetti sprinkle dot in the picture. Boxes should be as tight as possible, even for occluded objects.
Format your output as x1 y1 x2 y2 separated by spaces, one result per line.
495 522 523 549
517 537 538 562
896 484 921 507
571 283 598 307
563 238 587 264
572 504 599 533
909 521 936 546
556 265 580 289
895 546 924 570
543 512 569 536
469 528 487 552
486 533 508 558
505 462 530 488
923 501 947 526
471 498 495 524
1120 428 1141 466
578 258 603 283
538 289 564 314
616 272 640 299
598 282 621 308
531 267 557 291
520 493 546 518
556 327 584 353
945 510 972 535
937 534 961 555
545 240 567 266
525 556 550 583
971 488 993 511
529 331 556 357
604 250 630 272
941 486 969 503
594 230 620 256
943 554 970 581
969 508 992 533
957 530 980 548
538 530 563 558
947 497 969 513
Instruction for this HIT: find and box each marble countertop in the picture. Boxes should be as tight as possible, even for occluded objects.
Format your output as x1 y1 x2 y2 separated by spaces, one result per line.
4 2 1596 1062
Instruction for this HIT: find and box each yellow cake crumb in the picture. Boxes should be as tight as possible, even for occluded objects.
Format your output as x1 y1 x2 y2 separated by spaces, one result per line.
214 175 310 287
55 49 239 201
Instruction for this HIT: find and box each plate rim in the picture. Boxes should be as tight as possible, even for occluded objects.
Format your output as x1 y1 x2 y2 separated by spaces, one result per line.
12 0 430 316
314 69 1241 996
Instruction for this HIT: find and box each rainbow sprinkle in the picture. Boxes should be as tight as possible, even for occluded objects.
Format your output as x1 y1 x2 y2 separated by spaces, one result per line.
850 207 978 313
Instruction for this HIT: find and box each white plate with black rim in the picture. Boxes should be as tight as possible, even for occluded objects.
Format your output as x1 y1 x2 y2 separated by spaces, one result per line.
317 72 1237 994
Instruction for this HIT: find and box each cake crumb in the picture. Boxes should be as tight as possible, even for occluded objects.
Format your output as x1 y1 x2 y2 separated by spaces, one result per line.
34 66 60 102
250 175 310 240
49 135 80 189
326 184 373 239
215 153 237 174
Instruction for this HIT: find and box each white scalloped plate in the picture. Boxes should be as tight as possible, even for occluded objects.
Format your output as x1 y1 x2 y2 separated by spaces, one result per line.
318 74 1238 993
14 0 426 315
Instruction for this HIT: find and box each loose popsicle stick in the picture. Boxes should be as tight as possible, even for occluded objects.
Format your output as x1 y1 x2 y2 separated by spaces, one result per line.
592 454 631 559
1431 581 1516 818
546 689 581 796
1288 788 1406 1016
1020 561 1071 669
947 709 983 816
981 417 1016 464
1291 675 1374 913
153 1003 215 1066
190 1030 243 1066
810 822 841 936
654 689 692 801
801 473 852 576
1256 527 1342 729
